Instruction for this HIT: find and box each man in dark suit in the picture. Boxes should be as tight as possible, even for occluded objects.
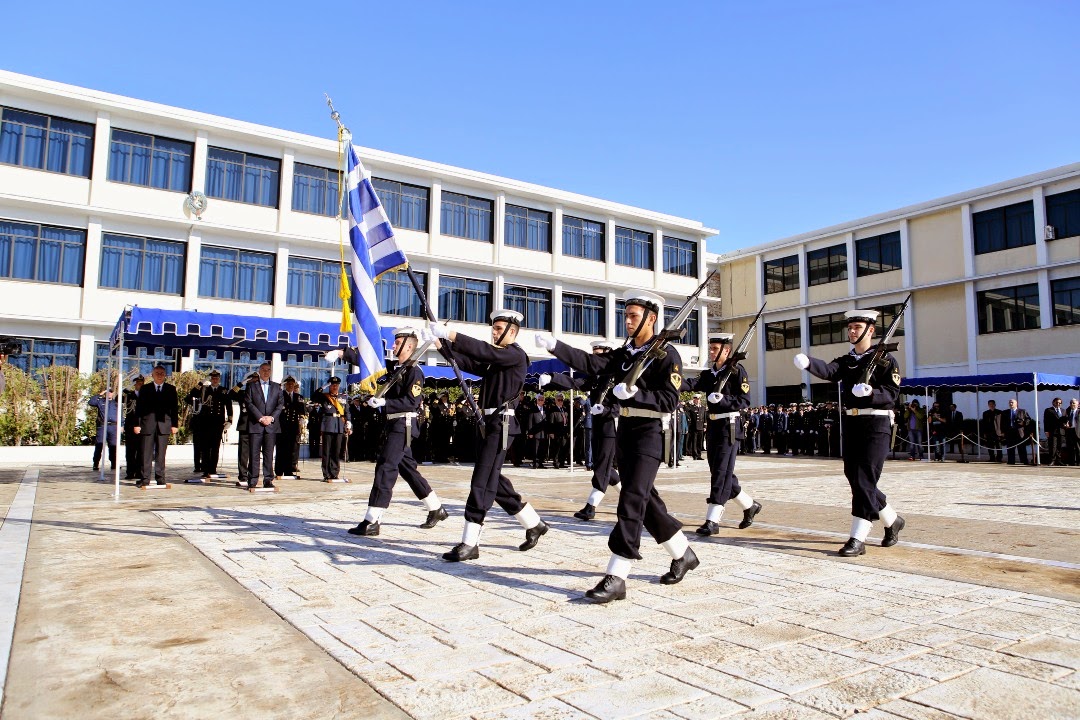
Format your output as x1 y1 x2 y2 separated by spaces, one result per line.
947 404 966 460
245 361 284 488
1003 398 1030 465
982 400 1003 462
1044 397 1065 465
133 364 179 486
523 394 547 468
275 376 307 478
1064 399 1080 466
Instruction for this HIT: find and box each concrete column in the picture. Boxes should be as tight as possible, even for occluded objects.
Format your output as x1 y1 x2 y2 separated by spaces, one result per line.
493 192 505 266
653 226 664 288
900 219 913 288
755 254 764 306
961 204 974 278
552 206 563 272
191 131 208 192
81 218 103 318
1037 269 1053 330
605 217 617 282
78 328 97 375
427 267 441 320
903 294 917 377
552 283 563 335
88 112 111 207
428 182 442 256
273 244 290 317
277 149 295 233
798 245 808 306
756 316 767 406
697 301 708 369
184 230 201 309
965 281 978 373
607 290 618 343
1033 186 1048 266
845 231 857 297
799 306 811 397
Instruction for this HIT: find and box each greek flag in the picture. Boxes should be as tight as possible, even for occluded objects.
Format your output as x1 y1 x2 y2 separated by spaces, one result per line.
343 140 408 389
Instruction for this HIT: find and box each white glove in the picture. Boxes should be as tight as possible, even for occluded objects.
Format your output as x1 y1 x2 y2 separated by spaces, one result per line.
707 392 723 404
852 383 873 398
429 323 451 340
224 420 232 428
345 420 352 431
416 327 435 345
366 397 386 408
590 403 605 416
538 373 552 388
325 349 344 363
201 379 211 387
534 333 556 351
794 353 810 369
613 383 637 400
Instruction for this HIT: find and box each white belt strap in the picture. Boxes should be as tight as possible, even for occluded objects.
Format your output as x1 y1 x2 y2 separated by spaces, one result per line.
844 408 892 417
709 412 740 421
483 408 515 416
387 411 418 420
619 407 667 420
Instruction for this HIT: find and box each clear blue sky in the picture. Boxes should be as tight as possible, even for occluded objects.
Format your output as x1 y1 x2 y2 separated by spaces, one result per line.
2 1 1078 254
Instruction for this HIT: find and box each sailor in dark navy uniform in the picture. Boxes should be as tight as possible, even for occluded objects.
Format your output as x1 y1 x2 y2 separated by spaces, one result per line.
312 376 349 481
796 309 905 557
536 290 697 603
538 339 622 520
683 333 761 536
422 309 549 561
327 328 448 536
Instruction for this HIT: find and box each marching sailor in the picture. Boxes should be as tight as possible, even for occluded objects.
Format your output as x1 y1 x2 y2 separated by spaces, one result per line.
684 333 761 536
538 339 622 520
326 327 448 535
795 309 905 556
421 309 549 561
536 290 697 603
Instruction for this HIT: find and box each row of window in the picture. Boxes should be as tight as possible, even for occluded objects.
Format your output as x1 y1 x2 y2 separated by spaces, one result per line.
763 189 1080 295
762 279 1080 349
0 106 699 275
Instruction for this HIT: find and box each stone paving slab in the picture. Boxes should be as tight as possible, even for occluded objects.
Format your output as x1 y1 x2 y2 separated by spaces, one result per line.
155 496 1080 719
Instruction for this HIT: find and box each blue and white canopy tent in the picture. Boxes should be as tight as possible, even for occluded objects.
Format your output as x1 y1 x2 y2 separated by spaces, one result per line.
899 372 1080 465
101 306 399 496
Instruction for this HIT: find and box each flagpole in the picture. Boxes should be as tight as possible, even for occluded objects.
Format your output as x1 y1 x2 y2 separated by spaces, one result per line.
324 95 485 435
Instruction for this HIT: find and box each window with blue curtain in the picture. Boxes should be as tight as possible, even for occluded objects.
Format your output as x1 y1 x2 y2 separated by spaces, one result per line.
94 342 179 375
287 256 344 309
282 353 324 399
562 216 605 261
0 107 93 177
377 269 426 317
194 350 266 390
99 233 184 294
615 299 625 334
663 307 699 346
292 163 341 217
615 227 653 269
0 219 85 285
107 129 192 192
373 178 429 231
198 245 274 303
504 285 551 330
856 231 902 276
504 205 551 252
205 147 280 208
440 192 492 242
438 275 491 322
6 337 78 375
562 293 605 335
662 235 697 276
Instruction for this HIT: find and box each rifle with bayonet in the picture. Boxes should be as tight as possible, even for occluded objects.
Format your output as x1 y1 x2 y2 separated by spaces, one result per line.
857 293 911 387
373 338 434 399
620 269 716 390
709 302 766 394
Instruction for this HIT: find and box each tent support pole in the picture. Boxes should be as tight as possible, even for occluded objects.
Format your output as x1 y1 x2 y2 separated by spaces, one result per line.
568 369 574 474
1033 372 1041 467
975 388 982 461
924 387 931 462
115 331 125 501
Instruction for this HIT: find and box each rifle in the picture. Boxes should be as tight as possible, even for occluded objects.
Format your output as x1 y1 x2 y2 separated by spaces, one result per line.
373 339 434 399
857 293 912 386
621 269 716 390
709 302 766 394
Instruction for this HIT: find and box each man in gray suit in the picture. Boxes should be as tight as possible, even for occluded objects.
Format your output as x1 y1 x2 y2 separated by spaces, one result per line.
245 361 284 488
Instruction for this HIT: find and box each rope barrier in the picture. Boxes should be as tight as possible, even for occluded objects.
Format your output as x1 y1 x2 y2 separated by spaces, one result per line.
890 430 1040 452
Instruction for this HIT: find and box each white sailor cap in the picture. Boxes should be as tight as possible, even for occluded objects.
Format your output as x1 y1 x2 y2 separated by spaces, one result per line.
490 309 523 326
709 333 735 345
393 326 418 338
844 309 880 325
590 340 617 351
622 290 664 315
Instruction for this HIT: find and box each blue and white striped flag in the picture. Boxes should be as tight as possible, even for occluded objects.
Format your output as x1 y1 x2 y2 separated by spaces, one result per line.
343 140 409 389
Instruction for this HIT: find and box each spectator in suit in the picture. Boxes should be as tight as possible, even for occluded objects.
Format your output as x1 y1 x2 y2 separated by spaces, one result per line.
946 404 966 459
1064 398 1080 466
548 394 570 469
1043 397 1065 464
123 376 144 480
1003 398 1031 465
245 361 284 489
524 394 547 468
133 365 179 486
982 400 1004 462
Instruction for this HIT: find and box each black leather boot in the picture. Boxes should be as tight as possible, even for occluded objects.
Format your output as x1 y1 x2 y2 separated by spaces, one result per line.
420 506 448 529
838 538 866 557
882 516 905 547
739 501 763 529
574 504 595 521
347 520 380 536
695 520 719 536
585 575 626 604
660 548 699 584
519 521 549 551
442 543 479 562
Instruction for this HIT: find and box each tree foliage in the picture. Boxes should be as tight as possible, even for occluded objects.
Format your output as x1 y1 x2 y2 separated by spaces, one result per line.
0 365 42 446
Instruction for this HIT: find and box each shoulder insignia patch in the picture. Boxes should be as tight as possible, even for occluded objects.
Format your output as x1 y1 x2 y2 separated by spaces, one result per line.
741 380 750 394
673 364 680 373
411 381 422 397
671 372 682 389
891 371 901 386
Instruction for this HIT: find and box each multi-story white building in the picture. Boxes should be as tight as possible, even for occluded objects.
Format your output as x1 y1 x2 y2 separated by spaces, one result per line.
0 71 716 394
712 163 1080 411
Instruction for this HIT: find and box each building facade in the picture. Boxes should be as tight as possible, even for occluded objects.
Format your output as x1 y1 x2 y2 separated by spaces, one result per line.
0 71 716 395
712 164 1080 411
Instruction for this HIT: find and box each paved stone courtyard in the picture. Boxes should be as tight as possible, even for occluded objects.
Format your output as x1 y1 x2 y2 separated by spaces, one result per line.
2 456 1078 719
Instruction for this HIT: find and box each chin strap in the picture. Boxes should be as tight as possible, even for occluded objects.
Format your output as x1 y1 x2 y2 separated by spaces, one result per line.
852 323 874 348
494 324 514 347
